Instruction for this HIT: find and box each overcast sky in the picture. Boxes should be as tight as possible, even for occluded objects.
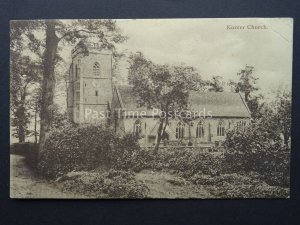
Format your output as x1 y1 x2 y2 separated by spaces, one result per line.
56 18 293 106
114 18 293 93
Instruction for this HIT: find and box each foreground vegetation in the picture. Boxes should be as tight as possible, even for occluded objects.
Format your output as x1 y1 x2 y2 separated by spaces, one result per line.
11 120 289 199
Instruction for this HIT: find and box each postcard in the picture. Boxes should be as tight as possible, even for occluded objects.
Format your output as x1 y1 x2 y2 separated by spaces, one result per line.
10 18 293 198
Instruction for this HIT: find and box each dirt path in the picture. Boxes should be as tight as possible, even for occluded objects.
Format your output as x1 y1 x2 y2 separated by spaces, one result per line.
10 154 86 199
136 170 214 198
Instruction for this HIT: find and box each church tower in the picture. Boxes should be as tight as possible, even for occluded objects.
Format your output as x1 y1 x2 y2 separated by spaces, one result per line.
67 41 113 123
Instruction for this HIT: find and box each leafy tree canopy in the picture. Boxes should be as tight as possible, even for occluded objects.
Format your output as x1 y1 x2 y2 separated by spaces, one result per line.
128 52 205 153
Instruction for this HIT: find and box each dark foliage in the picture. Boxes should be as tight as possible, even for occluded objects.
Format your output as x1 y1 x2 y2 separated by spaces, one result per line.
38 124 141 178
38 124 115 178
114 148 223 177
223 122 290 188
10 142 39 169
59 169 149 198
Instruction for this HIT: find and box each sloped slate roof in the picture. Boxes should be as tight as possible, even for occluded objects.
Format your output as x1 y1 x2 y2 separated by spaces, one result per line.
115 85 152 113
189 91 251 117
115 85 251 118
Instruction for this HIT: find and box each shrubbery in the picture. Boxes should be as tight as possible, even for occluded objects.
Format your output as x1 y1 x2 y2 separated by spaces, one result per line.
104 170 149 198
206 173 289 198
110 134 143 170
59 169 149 198
38 124 141 178
166 150 222 177
113 148 223 178
223 121 290 188
37 117 290 198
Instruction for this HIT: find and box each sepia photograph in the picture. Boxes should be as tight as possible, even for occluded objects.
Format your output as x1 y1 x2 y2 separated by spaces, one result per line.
10 18 293 199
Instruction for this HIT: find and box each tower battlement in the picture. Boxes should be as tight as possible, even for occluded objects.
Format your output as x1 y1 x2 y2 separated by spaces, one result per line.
71 41 112 58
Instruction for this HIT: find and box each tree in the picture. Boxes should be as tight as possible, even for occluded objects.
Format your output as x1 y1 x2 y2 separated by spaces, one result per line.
10 21 44 143
272 88 291 145
10 52 41 142
208 76 224 92
11 20 127 153
246 94 265 119
227 86 291 147
229 65 262 118
235 65 259 102
28 87 42 143
128 52 203 153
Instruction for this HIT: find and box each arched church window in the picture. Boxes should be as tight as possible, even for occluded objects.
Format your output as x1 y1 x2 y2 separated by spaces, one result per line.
176 122 185 139
133 120 142 136
217 120 225 136
196 120 205 138
93 62 101 76
237 120 247 132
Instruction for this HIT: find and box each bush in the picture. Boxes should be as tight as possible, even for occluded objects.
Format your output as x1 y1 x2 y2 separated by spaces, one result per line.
112 147 224 177
166 150 223 177
58 171 107 197
223 145 290 188
38 124 143 178
207 181 289 198
188 172 289 198
223 121 290 187
103 170 149 198
59 169 149 198
110 134 144 171
38 124 118 178
224 120 280 154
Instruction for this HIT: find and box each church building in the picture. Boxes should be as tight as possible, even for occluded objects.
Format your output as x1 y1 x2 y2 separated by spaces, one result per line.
67 41 251 147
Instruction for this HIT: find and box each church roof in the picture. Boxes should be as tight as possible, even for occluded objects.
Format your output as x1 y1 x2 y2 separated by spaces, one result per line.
189 91 251 118
115 85 251 118
115 85 152 113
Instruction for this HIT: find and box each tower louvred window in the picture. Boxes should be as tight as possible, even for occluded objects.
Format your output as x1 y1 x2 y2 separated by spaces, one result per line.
93 62 101 76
